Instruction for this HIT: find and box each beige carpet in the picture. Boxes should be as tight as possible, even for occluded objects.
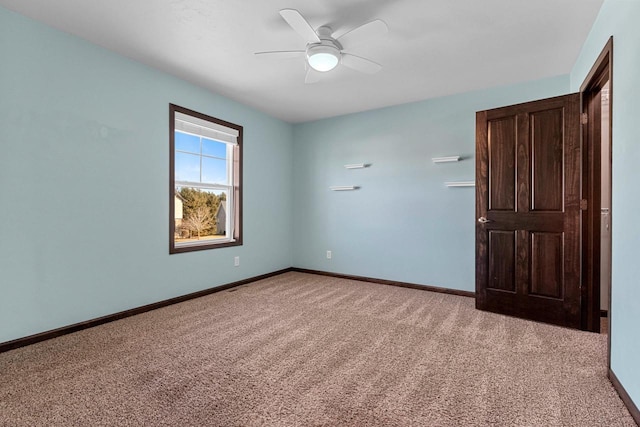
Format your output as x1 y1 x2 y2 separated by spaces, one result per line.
0 272 635 426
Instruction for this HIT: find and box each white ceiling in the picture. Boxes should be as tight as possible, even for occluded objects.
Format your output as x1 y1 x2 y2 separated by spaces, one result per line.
0 0 603 123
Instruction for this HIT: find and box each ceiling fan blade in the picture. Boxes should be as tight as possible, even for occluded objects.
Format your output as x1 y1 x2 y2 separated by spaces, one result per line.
279 9 321 43
254 50 305 59
336 20 388 48
304 68 321 84
341 53 382 74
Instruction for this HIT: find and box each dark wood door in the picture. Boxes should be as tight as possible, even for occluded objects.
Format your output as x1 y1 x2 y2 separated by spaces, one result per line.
476 94 581 328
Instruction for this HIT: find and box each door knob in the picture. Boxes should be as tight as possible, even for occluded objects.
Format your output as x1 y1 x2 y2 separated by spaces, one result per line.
478 217 492 224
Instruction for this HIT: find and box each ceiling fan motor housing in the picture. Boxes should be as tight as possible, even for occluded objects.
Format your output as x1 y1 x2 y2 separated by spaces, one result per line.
306 26 342 72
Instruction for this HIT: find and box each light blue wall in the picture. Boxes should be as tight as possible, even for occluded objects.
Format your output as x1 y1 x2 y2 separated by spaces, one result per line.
292 75 569 291
570 0 640 409
0 6 293 344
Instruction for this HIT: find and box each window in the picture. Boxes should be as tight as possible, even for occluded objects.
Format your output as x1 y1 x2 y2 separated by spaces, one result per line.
169 104 242 253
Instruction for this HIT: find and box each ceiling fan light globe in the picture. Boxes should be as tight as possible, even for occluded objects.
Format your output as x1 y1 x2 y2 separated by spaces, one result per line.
309 53 339 71
307 45 340 72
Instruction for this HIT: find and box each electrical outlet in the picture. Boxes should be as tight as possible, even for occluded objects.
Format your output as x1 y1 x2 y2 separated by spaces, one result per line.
234 256 240 267
326 250 332 259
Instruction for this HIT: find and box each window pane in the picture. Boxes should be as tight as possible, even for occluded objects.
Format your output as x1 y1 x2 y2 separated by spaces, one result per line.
201 138 227 159
175 152 200 182
174 187 229 244
175 131 201 154
202 156 227 184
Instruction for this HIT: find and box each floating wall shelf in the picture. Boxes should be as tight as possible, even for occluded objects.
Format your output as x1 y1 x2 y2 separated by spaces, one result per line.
330 186 359 191
432 156 460 163
445 181 475 187
344 163 368 169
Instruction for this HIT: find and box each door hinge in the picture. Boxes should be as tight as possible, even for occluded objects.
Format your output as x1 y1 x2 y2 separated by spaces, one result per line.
580 199 588 210
581 113 588 124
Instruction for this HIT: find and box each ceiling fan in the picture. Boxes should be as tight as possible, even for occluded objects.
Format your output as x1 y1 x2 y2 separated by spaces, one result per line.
255 9 388 83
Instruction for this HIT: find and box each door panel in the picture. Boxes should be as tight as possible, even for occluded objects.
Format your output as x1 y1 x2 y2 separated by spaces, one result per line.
488 231 516 292
476 94 581 329
488 117 516 211
530 232 564 299
531 109 564 211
